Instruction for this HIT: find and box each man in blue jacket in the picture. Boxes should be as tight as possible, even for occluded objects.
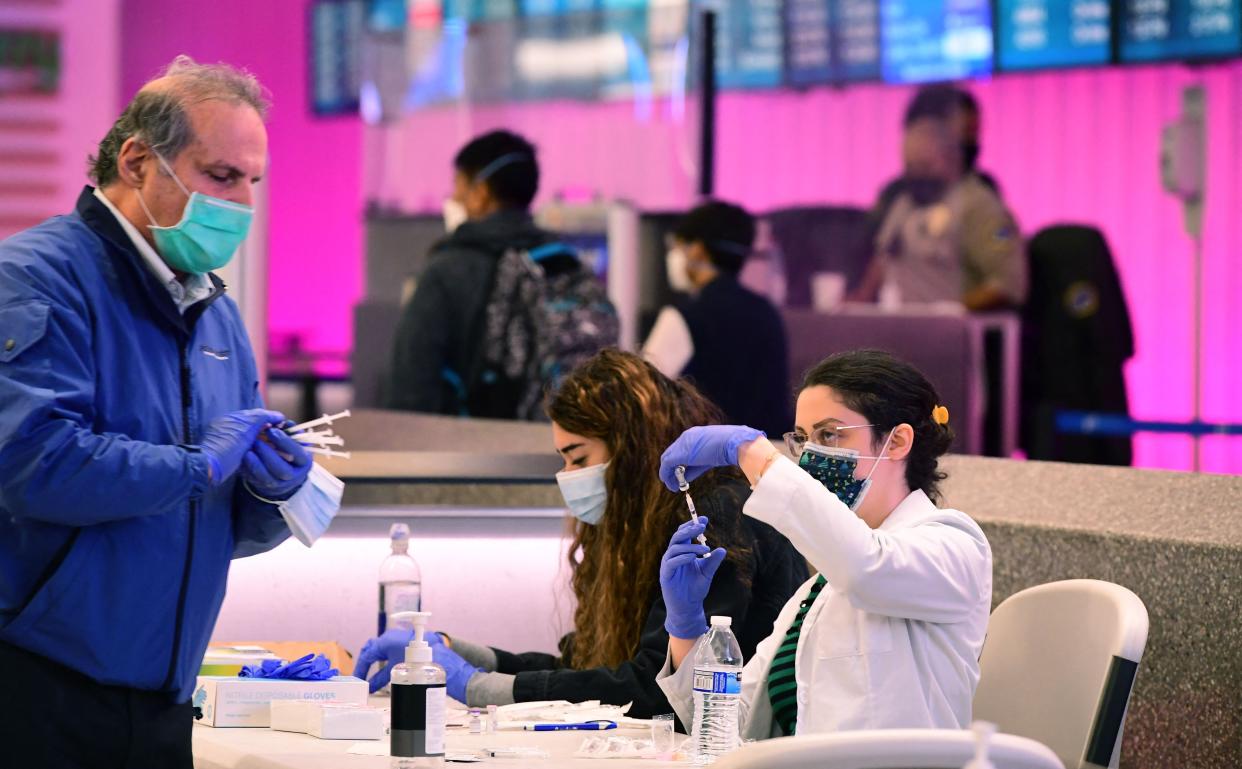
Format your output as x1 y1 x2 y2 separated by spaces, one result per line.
0 57 316 768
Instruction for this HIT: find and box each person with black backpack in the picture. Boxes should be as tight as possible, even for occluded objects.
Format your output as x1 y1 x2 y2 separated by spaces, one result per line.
387 130 618 419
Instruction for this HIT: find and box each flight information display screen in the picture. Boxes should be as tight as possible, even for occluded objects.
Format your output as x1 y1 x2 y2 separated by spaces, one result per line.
715 0 784 88
996 0 1112 71
784 0 881 85
880 0 993 84
1119 0 1242 62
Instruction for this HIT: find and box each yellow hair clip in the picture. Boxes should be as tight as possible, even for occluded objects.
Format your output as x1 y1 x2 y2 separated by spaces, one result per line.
932 405 950 425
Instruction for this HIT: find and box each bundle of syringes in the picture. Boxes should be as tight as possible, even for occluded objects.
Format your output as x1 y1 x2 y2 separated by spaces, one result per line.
281 409 352 460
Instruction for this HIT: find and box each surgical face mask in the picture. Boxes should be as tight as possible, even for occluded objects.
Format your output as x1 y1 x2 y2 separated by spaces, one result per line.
666 248 694 293
278 463 344 547
556 461 609 525
136 152 254 274
442 197 468 233
905 176 949 207
797 429 894 511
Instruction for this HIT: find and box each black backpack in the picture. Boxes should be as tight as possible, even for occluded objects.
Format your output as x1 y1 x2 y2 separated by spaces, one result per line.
450 242 618 420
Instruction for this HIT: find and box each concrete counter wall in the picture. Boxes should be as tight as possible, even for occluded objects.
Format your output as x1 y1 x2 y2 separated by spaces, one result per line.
937 456 1242 768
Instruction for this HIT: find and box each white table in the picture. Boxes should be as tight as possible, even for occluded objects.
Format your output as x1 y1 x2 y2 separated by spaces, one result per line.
193 723 683 769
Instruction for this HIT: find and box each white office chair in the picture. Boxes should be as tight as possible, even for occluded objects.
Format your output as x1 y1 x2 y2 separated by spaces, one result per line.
712 729 1063 769
973 579 1149 769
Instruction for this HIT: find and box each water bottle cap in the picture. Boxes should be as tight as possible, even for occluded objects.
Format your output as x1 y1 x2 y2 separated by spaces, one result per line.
709 615 732 627
389 523 410 552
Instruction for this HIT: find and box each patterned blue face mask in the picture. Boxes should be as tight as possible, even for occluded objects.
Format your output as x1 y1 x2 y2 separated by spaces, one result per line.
797 429 894 511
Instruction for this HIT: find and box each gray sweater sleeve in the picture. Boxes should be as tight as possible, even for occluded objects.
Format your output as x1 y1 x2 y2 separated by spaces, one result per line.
449 637 499 671
465 672 516 707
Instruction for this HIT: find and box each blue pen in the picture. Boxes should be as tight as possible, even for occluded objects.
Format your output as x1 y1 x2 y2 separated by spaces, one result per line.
525 721 617 731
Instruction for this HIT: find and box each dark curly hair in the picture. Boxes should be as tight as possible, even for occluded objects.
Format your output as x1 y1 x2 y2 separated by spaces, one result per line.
546 349 751 669
801 349 954 502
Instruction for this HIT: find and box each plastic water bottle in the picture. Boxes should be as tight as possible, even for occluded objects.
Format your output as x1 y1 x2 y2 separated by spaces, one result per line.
378 523 422 635
691 615 743 765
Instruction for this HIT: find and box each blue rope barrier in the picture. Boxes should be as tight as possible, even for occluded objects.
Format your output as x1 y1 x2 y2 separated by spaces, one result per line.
1056 411 1242 437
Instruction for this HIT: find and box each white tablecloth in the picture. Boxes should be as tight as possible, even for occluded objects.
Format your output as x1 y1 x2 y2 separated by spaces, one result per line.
193 723 683 769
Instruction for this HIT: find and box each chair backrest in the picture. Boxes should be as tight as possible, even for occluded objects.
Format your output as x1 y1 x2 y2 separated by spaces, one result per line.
973 580 1149 769
713 729 1064 769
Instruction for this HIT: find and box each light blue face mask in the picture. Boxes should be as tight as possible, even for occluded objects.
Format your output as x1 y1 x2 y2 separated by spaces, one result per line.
556 461 609 525
137 151 254 275
277 463 344 547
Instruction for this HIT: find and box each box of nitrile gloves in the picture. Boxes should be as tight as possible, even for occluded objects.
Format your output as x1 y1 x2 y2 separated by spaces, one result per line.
193 676 368 727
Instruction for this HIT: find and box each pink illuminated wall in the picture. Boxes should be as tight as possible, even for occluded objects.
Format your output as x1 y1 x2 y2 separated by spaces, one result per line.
710 68 1242 475
382 66 1242 474
116 0 1238 473
120 0 364 361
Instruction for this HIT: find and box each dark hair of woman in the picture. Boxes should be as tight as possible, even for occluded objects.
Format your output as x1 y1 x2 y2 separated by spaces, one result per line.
546 349 753 670
801 349 955 502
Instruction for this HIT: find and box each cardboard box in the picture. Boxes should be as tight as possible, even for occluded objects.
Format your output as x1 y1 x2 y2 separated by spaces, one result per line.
199 645 282 677
193 676 368 727
270 700 387 740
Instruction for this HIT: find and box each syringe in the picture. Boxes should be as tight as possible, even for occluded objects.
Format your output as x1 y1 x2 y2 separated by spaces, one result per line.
674 465 709 548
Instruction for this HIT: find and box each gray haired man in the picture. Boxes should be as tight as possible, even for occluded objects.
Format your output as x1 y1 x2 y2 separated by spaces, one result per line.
0 56 318 768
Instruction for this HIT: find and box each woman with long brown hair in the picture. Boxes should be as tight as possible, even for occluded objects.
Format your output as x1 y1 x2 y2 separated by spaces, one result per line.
354 349 807 717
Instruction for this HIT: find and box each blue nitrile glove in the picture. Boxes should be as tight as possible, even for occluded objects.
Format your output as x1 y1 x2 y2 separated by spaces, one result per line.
660 516 726 639
243 427 313 501
431 643 484 704
199 409 286 486
240 653 339 680
658 425 764 491
353 629 447 693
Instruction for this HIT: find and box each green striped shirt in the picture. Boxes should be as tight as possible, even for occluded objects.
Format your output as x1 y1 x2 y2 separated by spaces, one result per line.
766 575 827 736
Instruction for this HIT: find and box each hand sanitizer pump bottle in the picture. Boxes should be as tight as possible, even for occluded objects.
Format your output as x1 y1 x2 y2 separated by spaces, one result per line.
390 611 446 768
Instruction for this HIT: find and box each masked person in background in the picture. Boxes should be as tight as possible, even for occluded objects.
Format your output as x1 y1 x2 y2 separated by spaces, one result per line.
0 57 331 769
386 129 616 419
356 350 807 718
641 201 790 438
871 85 1002 223
854 87 1025 311
655 349 992 738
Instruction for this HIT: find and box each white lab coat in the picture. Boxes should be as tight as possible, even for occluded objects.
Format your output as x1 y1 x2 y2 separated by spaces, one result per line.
657 455 992 738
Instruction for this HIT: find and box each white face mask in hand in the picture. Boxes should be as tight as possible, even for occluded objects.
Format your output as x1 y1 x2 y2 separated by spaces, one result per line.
279 463 344 546
666 248 694 293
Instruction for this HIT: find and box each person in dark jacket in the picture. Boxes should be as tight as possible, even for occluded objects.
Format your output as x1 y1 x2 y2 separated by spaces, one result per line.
0 57 319 769
387 130 597 417
642 201 791 438
355 350 808 719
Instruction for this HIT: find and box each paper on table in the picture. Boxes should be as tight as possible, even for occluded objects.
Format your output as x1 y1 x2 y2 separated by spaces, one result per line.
347 743 481 762
495 700 632 722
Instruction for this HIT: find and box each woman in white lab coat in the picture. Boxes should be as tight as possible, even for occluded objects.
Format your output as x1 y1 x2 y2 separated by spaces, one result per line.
654 349 992 738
